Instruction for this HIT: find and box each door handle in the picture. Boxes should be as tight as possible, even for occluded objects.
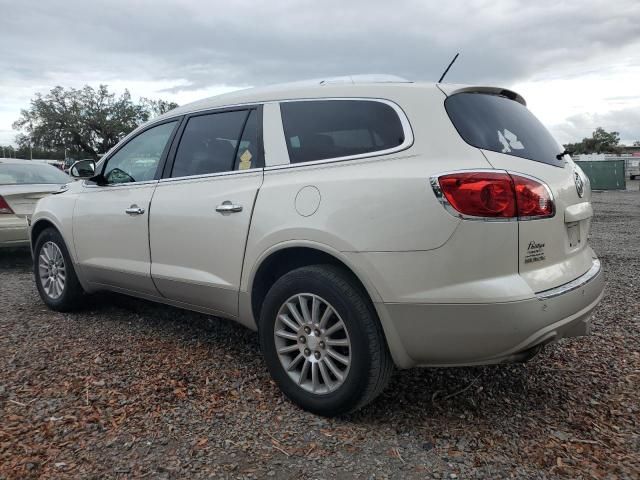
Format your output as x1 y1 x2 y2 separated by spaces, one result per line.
125 205 145 215
216 201 243 214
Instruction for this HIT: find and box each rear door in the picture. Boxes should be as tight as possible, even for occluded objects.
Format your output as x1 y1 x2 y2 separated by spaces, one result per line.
445 91 594 292
149 107 263 318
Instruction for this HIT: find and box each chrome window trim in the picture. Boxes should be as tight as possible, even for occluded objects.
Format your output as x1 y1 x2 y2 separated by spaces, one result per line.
429 169 556 222
83 179 159 189
536 258 601 300
157 167 263 184
266 97 414 170
90 96 412 180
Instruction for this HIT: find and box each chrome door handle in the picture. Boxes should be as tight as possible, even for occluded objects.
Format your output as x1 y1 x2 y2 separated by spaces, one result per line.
125 205 145 215
216 201 243 214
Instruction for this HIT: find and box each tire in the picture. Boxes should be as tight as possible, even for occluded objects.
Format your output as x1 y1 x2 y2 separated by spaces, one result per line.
259 264 393 416
33 227 85 311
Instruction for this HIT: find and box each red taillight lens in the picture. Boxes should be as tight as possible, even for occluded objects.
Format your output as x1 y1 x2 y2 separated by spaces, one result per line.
436 171 554 219
438 172 516 218
0 195 14 214
511 174 555 218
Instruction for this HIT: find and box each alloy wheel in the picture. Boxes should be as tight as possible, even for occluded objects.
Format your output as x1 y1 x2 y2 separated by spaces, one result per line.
38 241 66 299
273 293 352 394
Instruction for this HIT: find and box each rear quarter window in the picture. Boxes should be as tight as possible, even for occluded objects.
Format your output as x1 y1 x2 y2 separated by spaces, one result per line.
280 100 407 164
445 92 564 167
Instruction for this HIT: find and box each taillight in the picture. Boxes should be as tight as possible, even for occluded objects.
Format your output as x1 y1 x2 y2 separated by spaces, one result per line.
511 174 555 218
438 172 516 218
0 196 14 214
433 171 554 220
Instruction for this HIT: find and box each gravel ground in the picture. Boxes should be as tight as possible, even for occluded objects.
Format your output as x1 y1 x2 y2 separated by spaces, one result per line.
1 184 638 479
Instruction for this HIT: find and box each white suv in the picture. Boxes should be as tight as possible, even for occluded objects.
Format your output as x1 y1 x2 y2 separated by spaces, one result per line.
30 76 604 416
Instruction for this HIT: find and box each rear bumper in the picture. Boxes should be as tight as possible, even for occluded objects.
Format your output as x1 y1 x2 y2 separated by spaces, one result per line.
0 217 29 247
377 258 604 368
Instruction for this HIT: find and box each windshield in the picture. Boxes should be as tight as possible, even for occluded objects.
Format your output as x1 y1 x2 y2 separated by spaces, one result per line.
0 163 70 185
445 92 564 167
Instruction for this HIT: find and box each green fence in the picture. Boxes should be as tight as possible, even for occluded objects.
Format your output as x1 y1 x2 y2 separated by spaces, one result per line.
575 160 626 190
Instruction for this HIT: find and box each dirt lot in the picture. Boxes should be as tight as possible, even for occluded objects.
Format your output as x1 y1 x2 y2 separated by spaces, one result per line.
1 186 638 479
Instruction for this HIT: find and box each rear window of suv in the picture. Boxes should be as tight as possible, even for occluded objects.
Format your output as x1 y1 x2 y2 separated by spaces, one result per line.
445 92 564 167
280 100 406 164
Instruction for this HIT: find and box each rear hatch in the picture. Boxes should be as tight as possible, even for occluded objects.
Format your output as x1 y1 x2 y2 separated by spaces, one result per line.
442 86 594 292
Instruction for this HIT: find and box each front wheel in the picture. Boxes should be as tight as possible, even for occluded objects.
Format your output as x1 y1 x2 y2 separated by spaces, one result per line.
33 227 85 311
259 265 393 416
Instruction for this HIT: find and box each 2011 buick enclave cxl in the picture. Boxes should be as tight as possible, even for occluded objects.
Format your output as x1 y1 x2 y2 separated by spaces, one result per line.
29 76 604 416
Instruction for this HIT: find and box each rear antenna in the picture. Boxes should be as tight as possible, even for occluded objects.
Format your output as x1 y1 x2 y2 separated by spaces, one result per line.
438 53 460 83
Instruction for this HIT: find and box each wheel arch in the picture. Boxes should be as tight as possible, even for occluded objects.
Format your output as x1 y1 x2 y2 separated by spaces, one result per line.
30 215 79 266
245 241 412 368
248 242 382 327
30 218 61 251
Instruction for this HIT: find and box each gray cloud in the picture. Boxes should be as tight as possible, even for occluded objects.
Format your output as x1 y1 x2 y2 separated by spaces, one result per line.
551 107 640 145
1 0 640 144
3 0 640 87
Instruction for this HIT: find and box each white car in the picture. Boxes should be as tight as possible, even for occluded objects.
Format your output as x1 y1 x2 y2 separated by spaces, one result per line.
30 76 604 415
0 159 70 248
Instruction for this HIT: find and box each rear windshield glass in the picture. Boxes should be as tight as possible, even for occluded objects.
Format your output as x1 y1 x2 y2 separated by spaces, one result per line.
0 163 70 185
280 100 406 164
445 92 564 167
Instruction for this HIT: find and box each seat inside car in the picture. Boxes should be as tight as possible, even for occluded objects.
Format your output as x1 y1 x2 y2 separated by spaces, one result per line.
176 139 236 176
298 133 337 162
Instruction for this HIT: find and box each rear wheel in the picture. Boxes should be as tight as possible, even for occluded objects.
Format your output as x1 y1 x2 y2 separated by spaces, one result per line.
259 265 393 416
34 227 84 311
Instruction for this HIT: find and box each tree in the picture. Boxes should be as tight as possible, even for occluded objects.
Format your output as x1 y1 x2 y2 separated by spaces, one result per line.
633 141 640 147
139 98 180 117
564 127 621 155
12 85 178 160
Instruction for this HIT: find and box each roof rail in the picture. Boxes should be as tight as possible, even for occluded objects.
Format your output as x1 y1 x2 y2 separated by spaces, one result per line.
281 74 411 87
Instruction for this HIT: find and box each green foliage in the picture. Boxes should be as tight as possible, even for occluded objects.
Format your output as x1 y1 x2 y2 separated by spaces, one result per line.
564 127 622 155
12 85 178 160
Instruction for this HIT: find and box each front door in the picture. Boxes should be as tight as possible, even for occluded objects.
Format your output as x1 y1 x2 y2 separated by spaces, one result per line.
149 107 263 318
73 120 179 294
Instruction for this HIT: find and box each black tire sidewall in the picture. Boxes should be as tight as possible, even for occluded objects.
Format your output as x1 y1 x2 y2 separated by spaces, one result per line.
259 266 376 416
33 228 81 310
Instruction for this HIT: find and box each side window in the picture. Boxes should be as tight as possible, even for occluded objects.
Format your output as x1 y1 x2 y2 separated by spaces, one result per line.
171 110 249 178
103 121 177 184
280 100 406 164
234 109 258 170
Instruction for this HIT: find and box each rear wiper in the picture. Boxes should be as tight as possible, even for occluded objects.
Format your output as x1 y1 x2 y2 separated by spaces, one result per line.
556 149 573 160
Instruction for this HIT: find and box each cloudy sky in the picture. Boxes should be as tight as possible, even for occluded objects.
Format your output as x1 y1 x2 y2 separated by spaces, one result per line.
1 0 639 146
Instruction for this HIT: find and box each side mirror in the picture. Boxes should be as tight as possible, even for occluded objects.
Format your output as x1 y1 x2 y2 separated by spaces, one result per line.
69 160 96 179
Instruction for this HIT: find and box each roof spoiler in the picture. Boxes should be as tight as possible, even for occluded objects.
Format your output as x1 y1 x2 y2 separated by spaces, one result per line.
437 84 526 106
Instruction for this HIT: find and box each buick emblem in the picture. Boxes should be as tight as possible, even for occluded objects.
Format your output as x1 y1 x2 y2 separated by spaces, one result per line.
574 170 585 198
